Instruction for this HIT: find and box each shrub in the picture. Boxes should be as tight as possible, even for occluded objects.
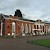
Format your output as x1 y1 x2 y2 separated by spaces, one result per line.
4 35 13 39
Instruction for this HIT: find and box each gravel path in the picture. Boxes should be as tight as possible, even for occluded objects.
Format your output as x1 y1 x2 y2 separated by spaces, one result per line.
0 35 50 50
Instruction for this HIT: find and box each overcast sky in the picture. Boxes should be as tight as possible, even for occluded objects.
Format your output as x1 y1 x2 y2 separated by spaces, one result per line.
0 0 50 21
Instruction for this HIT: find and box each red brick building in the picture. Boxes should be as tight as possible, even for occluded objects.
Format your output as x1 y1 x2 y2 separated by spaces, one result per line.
0 14 50 36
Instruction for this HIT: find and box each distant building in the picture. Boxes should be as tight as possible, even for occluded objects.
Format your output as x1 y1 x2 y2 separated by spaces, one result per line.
0 14 50 36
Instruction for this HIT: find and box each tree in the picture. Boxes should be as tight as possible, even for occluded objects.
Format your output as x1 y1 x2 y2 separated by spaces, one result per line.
14 9 22 18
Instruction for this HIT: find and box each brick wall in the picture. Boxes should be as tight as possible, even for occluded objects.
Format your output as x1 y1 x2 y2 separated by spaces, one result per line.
4 16 49 36
4 19 12 35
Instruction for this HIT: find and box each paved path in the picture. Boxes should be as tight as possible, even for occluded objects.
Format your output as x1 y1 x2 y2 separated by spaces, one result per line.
0 35 50 50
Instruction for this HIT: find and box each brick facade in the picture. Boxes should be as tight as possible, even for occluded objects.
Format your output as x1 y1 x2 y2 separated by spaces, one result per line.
0 15 50 36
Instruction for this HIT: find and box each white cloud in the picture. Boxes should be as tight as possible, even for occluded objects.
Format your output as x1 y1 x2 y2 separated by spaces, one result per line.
0 0 50 21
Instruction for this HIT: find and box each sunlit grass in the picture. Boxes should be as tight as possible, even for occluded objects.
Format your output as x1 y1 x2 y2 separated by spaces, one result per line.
28 39 50 48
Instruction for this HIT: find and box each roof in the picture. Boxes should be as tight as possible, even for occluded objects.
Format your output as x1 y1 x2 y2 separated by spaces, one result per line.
44 21 50 24
0 14 50 24
3 14 10 18
18 17 35 22
0 14 10 22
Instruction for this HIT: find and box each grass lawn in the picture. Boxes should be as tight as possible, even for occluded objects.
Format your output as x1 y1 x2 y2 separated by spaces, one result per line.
28 39 50 48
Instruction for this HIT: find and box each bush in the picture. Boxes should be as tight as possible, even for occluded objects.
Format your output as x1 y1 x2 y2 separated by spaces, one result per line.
0 36 5 38
4 35 13 39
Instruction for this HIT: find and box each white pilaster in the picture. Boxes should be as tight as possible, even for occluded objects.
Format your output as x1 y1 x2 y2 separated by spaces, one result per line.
46 26 47 35
44 26 45 34
39 25 41 35
21 23 24 33
36 25 37 29
1 22 3 36
25 24 28 33
29 24 31 33
42 25 43 33
12 22 15 36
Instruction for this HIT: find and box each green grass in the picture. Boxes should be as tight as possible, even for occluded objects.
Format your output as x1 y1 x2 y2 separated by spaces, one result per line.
4 35 13 39
28 39 50 48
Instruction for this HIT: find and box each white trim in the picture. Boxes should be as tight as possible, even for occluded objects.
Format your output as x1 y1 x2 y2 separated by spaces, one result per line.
46 26 47 35
32 29 42 30
21 23 24 34
2 19 35 24
35 23 44 26
32 24 34 33
1 22 3 36
3 18 35 24
25 24 28 33
36 25 37 29
11 19 35 23
44 26 45 33
12 22 15 35
42 25 43 33
3 14 35 23
29 24 31 33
